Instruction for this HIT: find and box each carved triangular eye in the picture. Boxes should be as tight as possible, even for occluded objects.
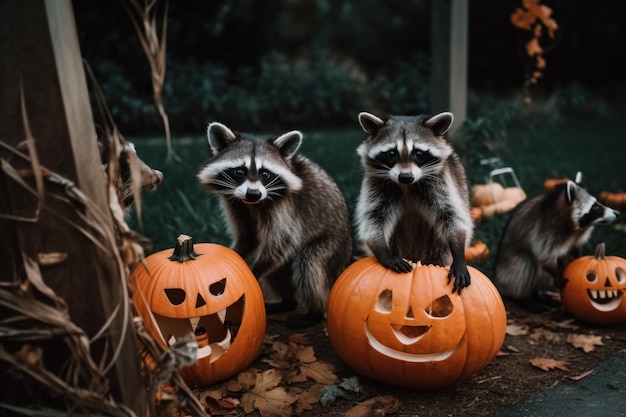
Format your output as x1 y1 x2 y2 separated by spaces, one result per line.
376 289 393 313
164 288 185 305
425 295 453 318
210 277 227 296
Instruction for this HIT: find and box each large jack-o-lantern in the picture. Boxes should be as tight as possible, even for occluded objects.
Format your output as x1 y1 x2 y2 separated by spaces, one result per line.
326 257 506 389
561 243 626 325
131 234 266 387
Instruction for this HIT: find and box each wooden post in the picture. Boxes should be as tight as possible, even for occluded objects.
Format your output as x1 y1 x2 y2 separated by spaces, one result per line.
431 0 468 137
0 0 145 414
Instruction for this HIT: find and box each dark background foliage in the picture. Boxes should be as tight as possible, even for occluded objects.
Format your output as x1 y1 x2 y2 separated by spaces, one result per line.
73 0 626 136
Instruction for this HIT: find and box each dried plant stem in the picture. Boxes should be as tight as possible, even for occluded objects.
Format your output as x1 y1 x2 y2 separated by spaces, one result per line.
124 0 180 162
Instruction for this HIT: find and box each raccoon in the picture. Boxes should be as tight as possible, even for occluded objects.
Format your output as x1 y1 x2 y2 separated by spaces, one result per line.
197 122 353 328
355 112 473 293
493 173 620 311
96 124 164 213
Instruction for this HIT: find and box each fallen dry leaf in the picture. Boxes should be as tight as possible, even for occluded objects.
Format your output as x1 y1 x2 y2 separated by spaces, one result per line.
506 323 529 336
263 341 339 385
529 357 570 372
289 332 311 345
567 334 603 353
529 327 562 343
293 383 323 414
343 395 400 417
237 369 298 417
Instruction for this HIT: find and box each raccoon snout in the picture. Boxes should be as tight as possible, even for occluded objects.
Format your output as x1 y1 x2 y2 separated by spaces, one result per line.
398 173 414 184
245 189 262 202
144 169 164 190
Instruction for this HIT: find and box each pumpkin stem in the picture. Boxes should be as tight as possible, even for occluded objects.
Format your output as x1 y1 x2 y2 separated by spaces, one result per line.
168 234 199 263
594 243 606 260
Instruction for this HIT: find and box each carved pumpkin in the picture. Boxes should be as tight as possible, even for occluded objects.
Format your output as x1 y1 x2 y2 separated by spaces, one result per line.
561 243 626 325
326 257 506 389
131 234 266 387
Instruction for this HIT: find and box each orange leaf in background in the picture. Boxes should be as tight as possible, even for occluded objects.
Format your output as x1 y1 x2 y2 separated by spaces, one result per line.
522 0 541 9
536 56 546 69
538 5 558 37
526 38 542 56
511 8 535 30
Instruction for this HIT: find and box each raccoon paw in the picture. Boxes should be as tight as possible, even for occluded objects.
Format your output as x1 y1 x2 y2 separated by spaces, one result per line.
285 312 325 329
379 255 413 273
448 265 471 294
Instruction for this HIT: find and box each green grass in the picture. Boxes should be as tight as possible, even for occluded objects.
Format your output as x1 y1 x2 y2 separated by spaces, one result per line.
129 120 626 279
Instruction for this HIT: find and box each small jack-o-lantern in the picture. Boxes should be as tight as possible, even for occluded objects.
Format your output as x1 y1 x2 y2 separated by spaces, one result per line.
326 257 506 389
561 243 626 325
131 234 266 387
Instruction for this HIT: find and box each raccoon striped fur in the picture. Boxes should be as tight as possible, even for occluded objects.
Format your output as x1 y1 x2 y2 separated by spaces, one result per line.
197 122 353 328
493 173 620 311
355 112 473 293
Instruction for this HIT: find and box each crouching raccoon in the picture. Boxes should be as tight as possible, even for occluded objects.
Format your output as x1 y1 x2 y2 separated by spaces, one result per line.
197 122 353 328
493 173 620 312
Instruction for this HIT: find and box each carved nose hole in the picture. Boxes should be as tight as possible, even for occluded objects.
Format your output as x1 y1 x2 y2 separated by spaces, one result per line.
406 306 414 319
196 293 207 308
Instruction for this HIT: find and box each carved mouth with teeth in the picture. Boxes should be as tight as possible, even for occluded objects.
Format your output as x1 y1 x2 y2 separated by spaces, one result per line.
153 295 244 363
586 289 623 312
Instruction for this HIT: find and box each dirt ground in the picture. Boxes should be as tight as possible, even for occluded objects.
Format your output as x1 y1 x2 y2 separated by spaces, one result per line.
195 298 626 417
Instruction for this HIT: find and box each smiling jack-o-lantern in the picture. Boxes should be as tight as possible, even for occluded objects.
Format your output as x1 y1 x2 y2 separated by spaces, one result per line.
131 234 266 387
326 257 506 389
561 243 626 325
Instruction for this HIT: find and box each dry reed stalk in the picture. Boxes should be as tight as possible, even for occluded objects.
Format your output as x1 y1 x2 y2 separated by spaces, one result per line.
0 84 206 416
124 0 180 163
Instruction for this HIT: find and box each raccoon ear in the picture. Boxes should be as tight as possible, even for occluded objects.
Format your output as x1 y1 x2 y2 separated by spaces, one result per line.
574 171 583 184
207 122 237 154
358 112 385 135
273 131 302 160
425 112 454 136
566 181 576 205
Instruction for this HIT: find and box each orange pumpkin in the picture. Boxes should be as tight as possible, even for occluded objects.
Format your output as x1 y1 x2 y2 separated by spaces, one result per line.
471 183 526 218
561 243 626 325
471 182 504 207
131 234 266 387
599 191 626 208
326 257 506 389
465 240 489 263
543 178 569 190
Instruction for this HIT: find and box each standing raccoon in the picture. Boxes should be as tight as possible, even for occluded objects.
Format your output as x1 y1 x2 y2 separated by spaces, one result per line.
493 173 620 311
355 112 473 293
197 122 353 328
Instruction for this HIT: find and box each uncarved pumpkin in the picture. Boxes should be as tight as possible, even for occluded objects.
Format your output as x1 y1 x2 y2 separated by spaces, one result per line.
131 234 266 387
465 240 489 263
561 243 626 325
543 178 569 190
599 191 626 208
326 257 506 389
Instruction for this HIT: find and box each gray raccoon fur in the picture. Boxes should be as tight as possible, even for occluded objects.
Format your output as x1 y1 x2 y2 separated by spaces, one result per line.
197 122 353 327
355 112 473 293
493 174 620 309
